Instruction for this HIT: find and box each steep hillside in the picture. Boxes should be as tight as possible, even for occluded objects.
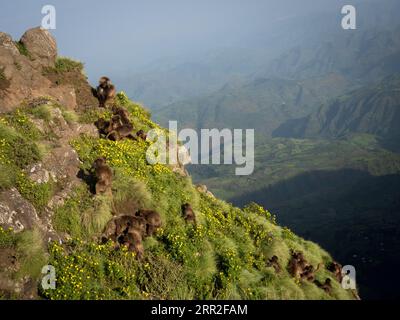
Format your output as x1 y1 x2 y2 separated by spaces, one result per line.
0 28 358 300
274 74 400 150
188 135 400 299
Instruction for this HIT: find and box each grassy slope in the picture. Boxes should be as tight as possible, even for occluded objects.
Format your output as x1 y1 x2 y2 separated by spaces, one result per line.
0 60 356 300
0 100 356 300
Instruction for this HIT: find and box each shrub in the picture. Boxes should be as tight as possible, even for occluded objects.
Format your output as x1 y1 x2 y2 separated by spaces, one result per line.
15 228 47 279
16 172 54 212
14 41 31 58
48 57 84 74
0 122 42 168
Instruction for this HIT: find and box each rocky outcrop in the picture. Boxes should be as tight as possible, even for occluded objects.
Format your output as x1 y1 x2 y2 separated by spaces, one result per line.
20 27 57 67
0 188 42 232
0 27 95 112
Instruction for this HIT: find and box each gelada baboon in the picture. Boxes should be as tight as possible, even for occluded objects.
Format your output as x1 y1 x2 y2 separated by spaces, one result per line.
135 209 162 237
181 203 196 224
115 215 146 237
94 118 112 136
120 229 144 260
288 255 303 278
327 261 343 282
96 76 116 108
104 106 136 141
111 105 131 125
266 255 281 273
92 157 113 195
300 263 323 282
314 278 332 294
105 115 136 141
136 130 147 141
101 215 146 244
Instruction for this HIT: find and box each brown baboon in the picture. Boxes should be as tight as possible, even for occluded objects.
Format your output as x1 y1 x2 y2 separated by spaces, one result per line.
181 203 196 224
120 229 144 260
93 157 113 195
101 215 146 244
136 130 147 141
300 264 323 282
104 109 136 141
327 261 343 282
111 106 131 125
96 76 116 108
314 278 332 294
288 256 303 278
94 118 112 136
106 125 136 141
135 209 162 237
114 215 147 237
266 255 281 273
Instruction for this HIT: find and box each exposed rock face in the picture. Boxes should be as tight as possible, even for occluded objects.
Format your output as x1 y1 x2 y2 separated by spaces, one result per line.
20 27 57 67
0 27 95 112
0 188 42 232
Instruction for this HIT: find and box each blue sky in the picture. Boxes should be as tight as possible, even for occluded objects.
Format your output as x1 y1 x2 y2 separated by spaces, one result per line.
0 0 359 83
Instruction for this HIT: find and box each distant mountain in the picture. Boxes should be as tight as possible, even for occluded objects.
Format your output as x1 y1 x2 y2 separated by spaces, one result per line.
262 26 400 83
155 73 352 136
274 74 400 150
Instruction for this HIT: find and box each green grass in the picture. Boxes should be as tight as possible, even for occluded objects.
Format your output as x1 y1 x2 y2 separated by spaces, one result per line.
0 91 357 300
15 228 47 279
0 68 6 81
14 41 31 58
16 172 55 212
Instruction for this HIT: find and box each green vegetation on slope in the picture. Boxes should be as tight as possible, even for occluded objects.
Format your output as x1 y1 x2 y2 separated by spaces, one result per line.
0 92 357 300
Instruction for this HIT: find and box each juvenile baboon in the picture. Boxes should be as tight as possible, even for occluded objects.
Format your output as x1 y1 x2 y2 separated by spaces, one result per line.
120 229 144 260
93 157 113 195
96 77 116 108
136 130 147 141
314 278 332 294
135 209 162 237
101 215 146 244
266 255 281 273
111 106 131 125
181 203 196 224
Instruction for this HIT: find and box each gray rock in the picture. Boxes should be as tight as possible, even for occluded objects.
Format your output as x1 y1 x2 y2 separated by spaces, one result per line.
0 188 41 232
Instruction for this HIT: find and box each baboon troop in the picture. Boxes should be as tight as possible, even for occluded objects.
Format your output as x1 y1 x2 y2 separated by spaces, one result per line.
266 255 281 273
96 76 116 108
92 157 113 195
181 203 196 224
93 79 149 142
102 210 162 260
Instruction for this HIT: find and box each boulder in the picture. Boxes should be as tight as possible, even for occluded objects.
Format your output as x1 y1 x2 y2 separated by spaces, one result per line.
0 188 42 232
20 27 57 67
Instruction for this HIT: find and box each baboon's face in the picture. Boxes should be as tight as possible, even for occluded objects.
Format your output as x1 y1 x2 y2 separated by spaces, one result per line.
94 157 106 167
99 77 110 87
